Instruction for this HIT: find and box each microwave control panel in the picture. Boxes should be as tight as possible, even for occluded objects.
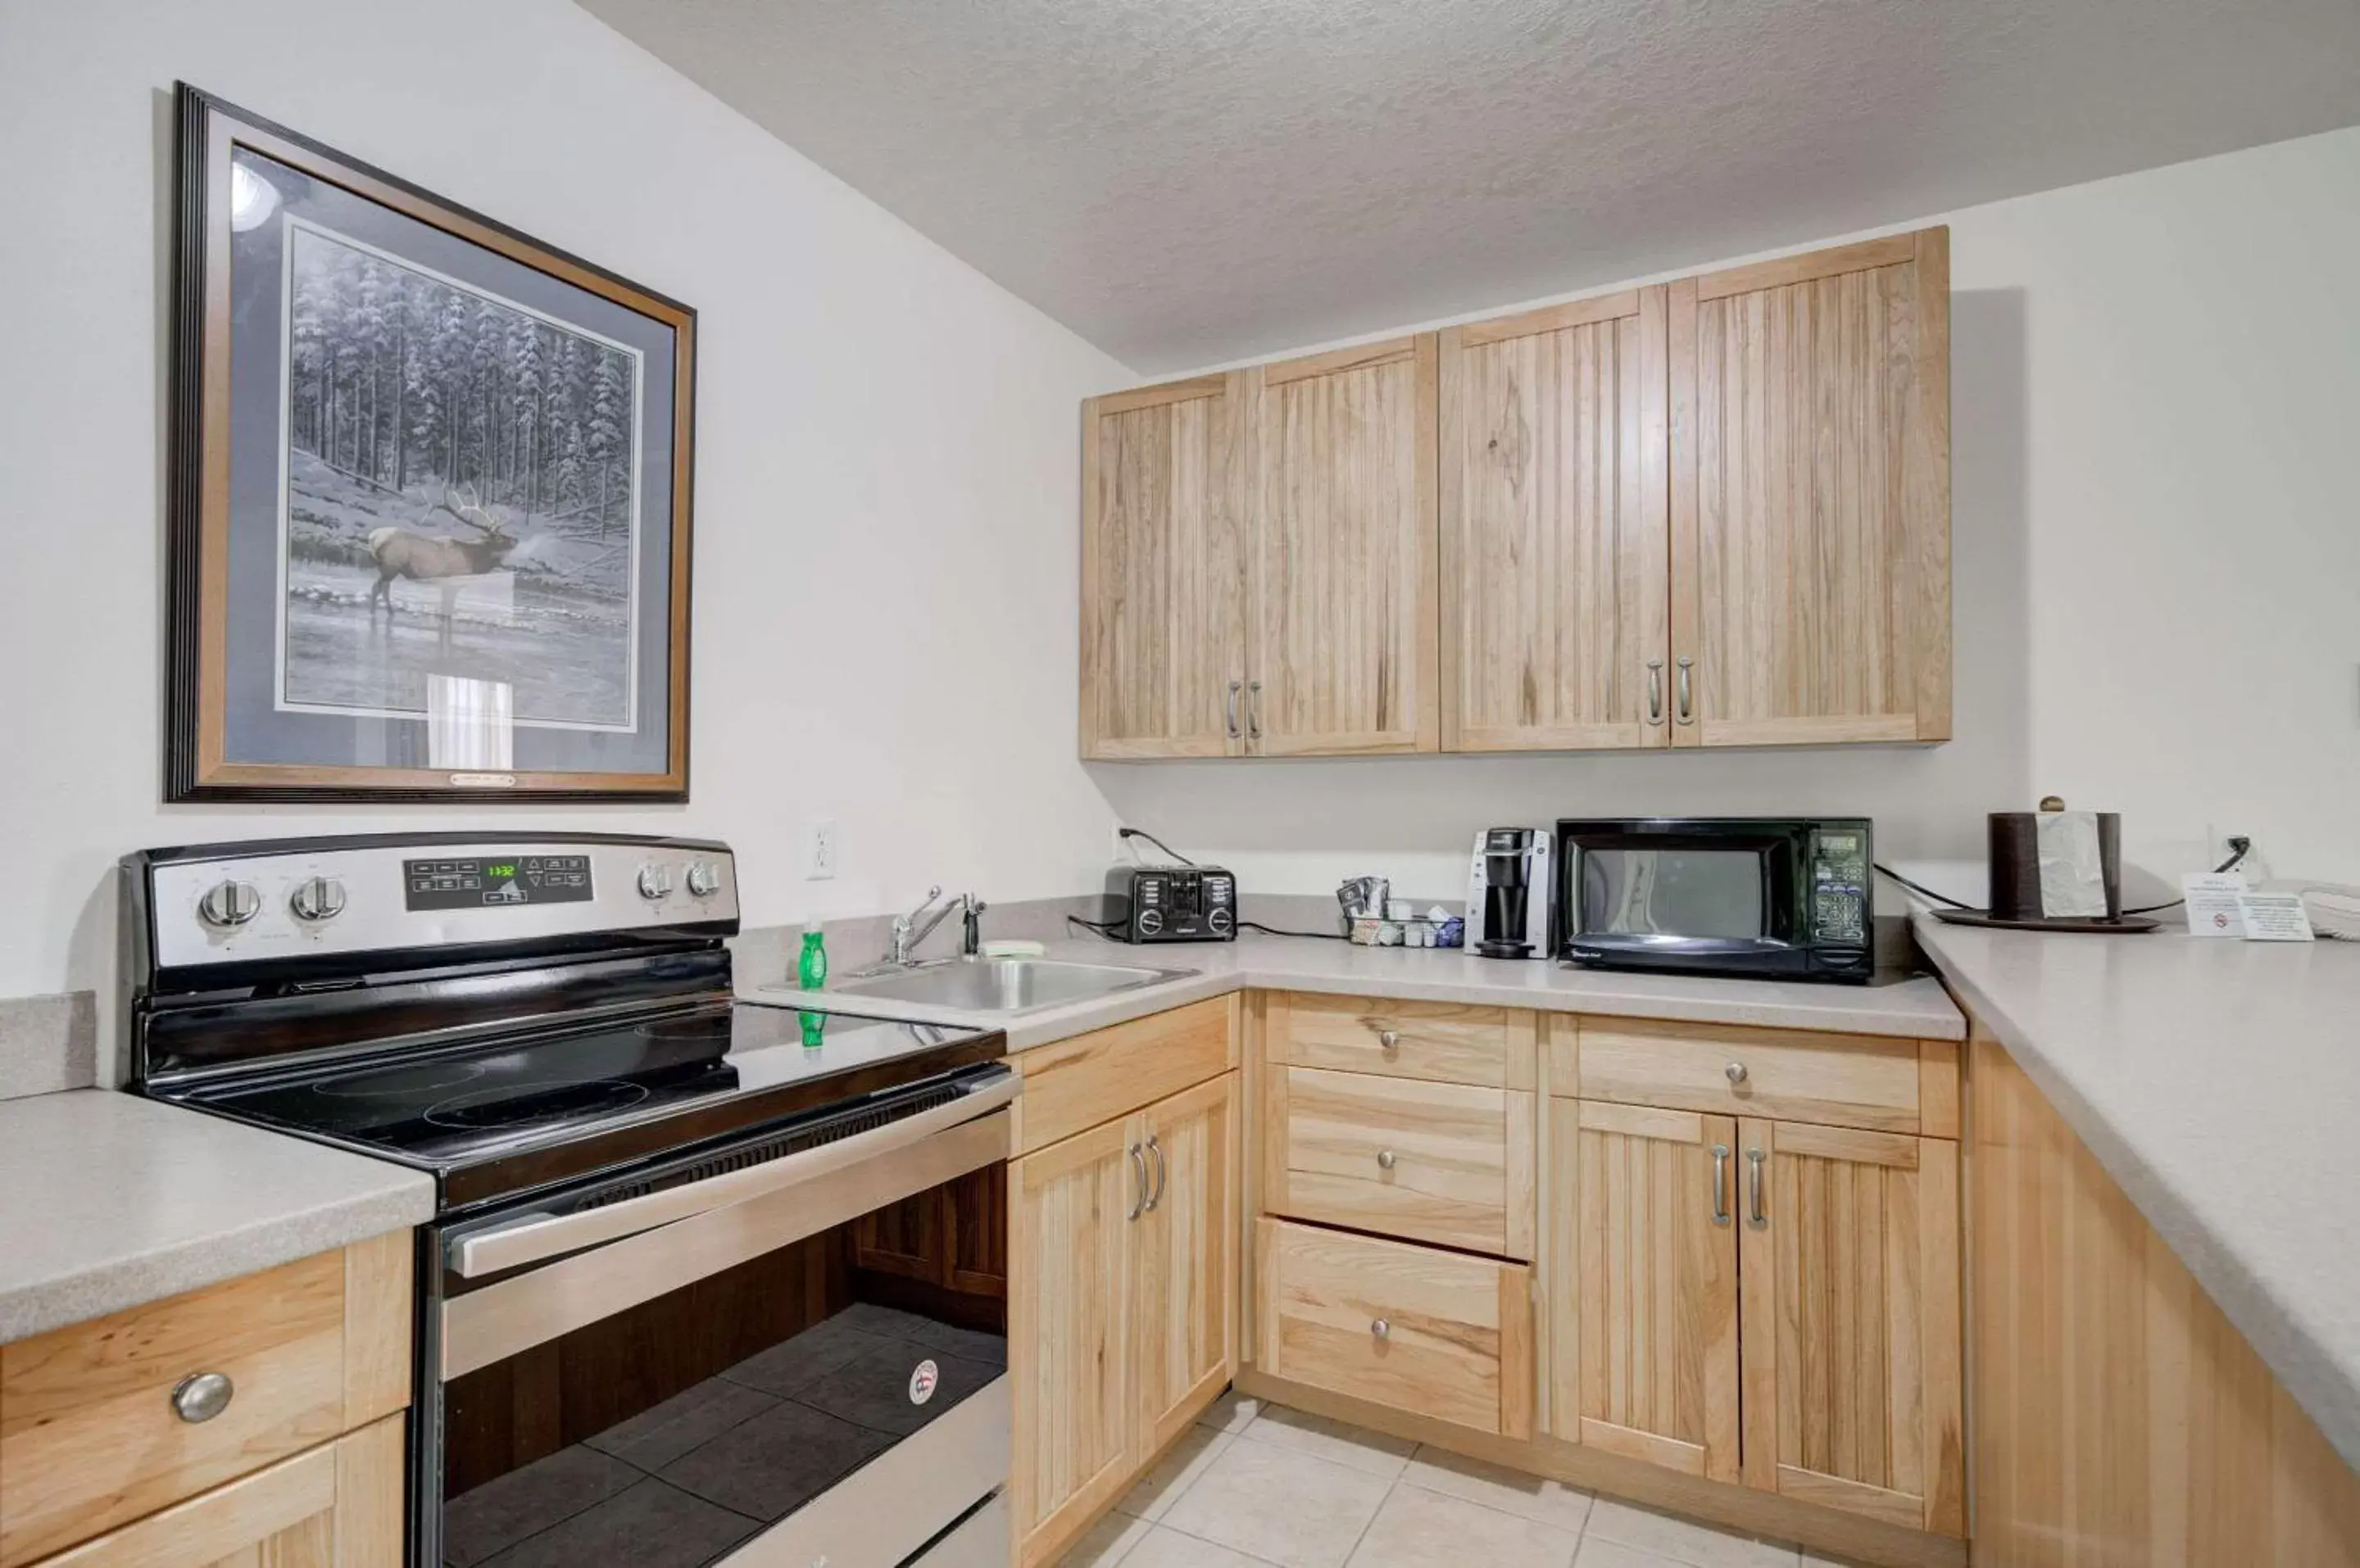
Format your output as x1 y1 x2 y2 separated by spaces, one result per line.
1809 828 1870 945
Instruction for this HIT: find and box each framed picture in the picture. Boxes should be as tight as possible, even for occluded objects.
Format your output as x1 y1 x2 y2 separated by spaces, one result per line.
166 84 695 801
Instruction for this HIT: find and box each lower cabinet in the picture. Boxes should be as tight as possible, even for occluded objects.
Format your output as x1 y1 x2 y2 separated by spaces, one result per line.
1248 1002 1970 1566
1740 1120 1963 1535
1256 1217 1531 1439
1008 1037 1237 1568
1550 1100 1740 1480
1136 1077 1238 1452
34 1414 405 1568
1544 1097 1963 1535
1009 1115 1138 1564
0 1234 412 1568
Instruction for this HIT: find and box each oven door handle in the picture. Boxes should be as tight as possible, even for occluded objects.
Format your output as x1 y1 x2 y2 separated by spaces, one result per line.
448 1067 1020 1279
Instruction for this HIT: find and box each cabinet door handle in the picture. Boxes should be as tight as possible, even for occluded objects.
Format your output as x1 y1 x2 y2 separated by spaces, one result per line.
1710 1144 1731 1227
1246 680 1264 741
1747 1147 1768 1230
1225 680 1241 740
1725 1061 1748 1085
1377 1029 1400 1053
170 1371 234 1424
1128 1143 1147 1221
1376 1149 1397 1171
1371 1318 1391 1341
1645 659 1665 725
1676 656 1695 725
1146 1135 1166 1212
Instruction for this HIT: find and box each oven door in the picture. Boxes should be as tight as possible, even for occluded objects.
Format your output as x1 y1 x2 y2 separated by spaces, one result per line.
421 1063 1017 1568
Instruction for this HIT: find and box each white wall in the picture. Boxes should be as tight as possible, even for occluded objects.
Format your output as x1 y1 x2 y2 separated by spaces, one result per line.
0 0 1130 1012
1095 126 2360 910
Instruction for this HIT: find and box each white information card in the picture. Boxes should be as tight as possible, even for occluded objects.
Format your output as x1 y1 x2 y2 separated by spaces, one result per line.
2182 873 2249 937
2236 891 2317 942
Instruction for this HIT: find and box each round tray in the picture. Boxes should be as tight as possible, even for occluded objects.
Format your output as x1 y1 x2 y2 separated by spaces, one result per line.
1930 909 2161 934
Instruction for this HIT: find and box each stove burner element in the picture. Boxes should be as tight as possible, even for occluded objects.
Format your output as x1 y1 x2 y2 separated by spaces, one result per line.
311 1062 488 1099
424 1079 650 1131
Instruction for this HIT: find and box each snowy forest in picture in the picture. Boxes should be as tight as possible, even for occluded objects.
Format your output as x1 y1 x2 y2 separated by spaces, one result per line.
277 217 642 732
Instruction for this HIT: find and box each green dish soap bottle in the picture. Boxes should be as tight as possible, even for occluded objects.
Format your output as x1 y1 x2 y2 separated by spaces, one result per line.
796 918 828 990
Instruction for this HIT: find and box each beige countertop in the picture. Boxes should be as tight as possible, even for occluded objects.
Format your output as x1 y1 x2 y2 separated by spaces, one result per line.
0 1090 435 1344
1911 913 2360 1469
747 931 1966 1050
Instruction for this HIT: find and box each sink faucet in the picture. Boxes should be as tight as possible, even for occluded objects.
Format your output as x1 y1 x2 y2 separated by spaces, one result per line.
886 887 986 966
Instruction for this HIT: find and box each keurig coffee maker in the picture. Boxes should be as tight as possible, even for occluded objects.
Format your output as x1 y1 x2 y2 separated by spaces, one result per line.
1466 827 1550 958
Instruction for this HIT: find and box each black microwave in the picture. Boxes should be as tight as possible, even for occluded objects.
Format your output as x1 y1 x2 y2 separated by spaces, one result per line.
1550 818 1873 984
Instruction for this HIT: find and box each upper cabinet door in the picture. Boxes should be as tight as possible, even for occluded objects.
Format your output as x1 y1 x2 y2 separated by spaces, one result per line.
1441 289 1671 751
1670 228 1950 746
1080 374 1253 759
1251 336 1440 755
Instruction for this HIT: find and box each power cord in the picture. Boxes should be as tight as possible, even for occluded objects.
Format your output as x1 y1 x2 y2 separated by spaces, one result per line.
1875 837 2253 916
1116 827 1196 868
2123 837 2251 915
1873 864 1971 909
1065 913 1123 940
1237 919 1347 941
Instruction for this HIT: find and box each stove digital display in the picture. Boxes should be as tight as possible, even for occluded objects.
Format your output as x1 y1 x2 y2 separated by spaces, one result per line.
403 854 595 911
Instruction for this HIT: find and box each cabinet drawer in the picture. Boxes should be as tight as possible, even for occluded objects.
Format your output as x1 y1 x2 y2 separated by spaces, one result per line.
0 1235 411 1567
1570 1017 1922 1134
1268 992 1526 1088
1256 1218 1531 1439
1012 997 1237 1154
1267 1067 1533 1258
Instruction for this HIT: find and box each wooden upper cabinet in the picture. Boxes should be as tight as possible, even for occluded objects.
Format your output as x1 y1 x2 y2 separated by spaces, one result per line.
1441 289 1671 750
1250 336 1440 755
1080 374 1253 759
1670 228 1951 746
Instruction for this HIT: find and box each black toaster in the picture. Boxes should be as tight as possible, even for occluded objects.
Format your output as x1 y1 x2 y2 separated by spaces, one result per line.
1101 865 1237 942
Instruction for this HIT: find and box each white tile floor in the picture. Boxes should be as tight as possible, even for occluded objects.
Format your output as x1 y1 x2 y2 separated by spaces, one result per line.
1053 1396 1863 1568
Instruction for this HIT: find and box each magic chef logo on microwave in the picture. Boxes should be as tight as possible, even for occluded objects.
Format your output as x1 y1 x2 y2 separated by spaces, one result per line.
908 1358 939 1405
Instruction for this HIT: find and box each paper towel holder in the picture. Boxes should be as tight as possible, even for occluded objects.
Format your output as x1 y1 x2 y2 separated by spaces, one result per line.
1928 796 2162 933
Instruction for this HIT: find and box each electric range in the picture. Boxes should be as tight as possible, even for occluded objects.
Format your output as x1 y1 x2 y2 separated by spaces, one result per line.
124 832 1019 1568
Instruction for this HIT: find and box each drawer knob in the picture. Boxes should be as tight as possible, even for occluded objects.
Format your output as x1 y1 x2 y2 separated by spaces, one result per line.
170 1371 234 1424
1377 1031 1400 1052
1725 1061 1749 1085
1376 1149 1397 1171
1371 1318 1391 1341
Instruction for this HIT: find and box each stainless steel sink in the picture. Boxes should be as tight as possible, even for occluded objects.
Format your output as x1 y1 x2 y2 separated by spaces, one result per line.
828 957 1190 1014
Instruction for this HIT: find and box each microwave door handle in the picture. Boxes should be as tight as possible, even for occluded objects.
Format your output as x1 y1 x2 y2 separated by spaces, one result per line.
448 1068 1020 1279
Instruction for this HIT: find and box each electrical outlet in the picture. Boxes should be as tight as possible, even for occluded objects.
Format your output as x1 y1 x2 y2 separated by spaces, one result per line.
805 819 839 881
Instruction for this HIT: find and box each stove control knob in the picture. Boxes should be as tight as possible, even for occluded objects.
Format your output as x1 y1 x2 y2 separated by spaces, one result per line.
197 880 260 930
638 863 674 900
288 876 347 923
684 861 722 899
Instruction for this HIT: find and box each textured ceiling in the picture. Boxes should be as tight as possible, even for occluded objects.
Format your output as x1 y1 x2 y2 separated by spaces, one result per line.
579 0 2360 372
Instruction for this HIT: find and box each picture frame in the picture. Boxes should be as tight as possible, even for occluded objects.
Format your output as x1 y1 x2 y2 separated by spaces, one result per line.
166 84 696 802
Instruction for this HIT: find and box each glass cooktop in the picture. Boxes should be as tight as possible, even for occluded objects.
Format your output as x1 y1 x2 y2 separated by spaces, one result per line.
161 1001 1003 1208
